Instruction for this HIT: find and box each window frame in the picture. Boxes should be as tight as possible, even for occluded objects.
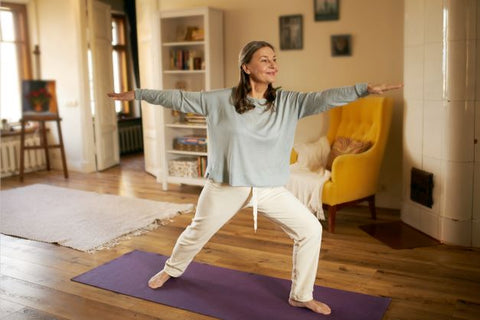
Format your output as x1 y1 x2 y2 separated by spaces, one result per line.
111 13 132 117
2 2 32 80
0 2 33 124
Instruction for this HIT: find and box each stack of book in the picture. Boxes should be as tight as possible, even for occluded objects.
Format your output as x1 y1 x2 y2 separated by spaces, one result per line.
197 156 207 177
184 113 206 125
169 50 203 70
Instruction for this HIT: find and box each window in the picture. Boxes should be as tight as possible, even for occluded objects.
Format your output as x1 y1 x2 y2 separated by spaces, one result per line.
0 2 32 123
111 14 130 116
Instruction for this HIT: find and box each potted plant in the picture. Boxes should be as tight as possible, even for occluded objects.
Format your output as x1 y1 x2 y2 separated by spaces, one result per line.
26 87 52 112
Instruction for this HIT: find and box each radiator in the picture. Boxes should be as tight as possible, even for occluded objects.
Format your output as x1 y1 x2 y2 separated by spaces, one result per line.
1 135 46 178
118 124 144 155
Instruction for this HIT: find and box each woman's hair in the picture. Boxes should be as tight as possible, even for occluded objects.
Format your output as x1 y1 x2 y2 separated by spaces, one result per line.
232 40 277 114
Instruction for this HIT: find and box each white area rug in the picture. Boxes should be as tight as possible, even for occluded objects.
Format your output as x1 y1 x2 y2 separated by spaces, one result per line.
0 184 194 252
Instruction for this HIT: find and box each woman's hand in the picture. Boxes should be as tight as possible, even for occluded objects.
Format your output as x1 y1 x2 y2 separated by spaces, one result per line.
107 91 135 101
367 83 403 94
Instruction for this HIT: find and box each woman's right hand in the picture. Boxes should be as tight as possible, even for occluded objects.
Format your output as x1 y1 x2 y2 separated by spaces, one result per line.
107 91 135 101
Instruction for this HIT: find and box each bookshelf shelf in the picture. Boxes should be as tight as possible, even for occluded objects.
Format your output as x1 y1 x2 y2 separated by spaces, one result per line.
159 7 223 191
167 150 208 156
166 123 207 129
167 176 206 187
163 41 205 47
163 70 205 74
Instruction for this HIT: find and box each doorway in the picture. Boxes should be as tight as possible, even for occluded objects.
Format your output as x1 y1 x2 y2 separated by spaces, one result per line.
89 0 144 172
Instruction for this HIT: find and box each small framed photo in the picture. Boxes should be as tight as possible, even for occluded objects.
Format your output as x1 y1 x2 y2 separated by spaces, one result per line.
279 15 303 50
314 0 340 21
331 34 351 56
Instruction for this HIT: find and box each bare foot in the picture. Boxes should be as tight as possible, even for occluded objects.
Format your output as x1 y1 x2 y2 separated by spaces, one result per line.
288 298 331 315
148 271 171 289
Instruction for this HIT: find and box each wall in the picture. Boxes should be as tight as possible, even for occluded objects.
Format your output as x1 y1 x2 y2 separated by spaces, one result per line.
136 0 164 178
34 0 96 173
155 0 404 208
403 0 479 246
99 0 124 12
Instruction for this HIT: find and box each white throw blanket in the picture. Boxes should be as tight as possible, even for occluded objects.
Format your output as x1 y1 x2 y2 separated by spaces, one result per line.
286 165 331 220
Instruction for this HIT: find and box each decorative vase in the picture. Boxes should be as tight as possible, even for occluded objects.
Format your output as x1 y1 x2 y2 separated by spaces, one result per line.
34 102 43 112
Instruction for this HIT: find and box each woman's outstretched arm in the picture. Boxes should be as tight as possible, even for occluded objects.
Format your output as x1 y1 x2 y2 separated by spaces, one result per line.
367 83 403 94
289 82 403 119
107 91 134 101
107 89 208 116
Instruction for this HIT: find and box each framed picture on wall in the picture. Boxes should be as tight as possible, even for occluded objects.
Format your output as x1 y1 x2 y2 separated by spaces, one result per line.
279 15 303 50
314 0 340 21
331 34 351 56
22 80 58 117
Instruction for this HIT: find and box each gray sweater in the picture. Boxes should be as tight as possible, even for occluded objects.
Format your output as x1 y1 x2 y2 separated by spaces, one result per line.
135 83 368 187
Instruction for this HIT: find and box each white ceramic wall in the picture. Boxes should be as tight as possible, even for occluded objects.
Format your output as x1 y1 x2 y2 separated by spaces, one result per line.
403 0 479 247
474 0 480 247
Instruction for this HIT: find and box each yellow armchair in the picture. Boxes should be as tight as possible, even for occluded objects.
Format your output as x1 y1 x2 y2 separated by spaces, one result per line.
291 96 393 233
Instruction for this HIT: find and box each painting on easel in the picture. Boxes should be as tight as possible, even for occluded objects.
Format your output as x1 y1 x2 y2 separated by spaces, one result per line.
22 80 58 116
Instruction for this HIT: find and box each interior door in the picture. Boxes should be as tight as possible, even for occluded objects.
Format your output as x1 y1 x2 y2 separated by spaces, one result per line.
88 0 119 170
136 4 163 178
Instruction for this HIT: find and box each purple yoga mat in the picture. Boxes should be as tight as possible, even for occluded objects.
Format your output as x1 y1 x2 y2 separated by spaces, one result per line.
72 250 390 320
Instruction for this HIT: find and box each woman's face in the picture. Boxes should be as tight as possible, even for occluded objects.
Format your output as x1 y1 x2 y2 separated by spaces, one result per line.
242 46 278 85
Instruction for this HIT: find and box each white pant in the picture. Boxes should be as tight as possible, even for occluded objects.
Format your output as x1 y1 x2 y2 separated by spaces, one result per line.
163 180 323 302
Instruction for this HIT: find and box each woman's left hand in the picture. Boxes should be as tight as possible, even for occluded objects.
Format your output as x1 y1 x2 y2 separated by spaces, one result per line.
367 83 403 94
107 91 135 101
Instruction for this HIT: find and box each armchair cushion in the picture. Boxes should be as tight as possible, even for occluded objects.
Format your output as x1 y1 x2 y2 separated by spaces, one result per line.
326 136 373 170
293 136 330 173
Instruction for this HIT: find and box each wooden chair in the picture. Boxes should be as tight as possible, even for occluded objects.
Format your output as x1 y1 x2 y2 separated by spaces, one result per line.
290 96 393 233
322 97 393 232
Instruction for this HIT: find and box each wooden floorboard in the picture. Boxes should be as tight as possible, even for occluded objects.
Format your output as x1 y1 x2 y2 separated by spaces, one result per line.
1 154 479 320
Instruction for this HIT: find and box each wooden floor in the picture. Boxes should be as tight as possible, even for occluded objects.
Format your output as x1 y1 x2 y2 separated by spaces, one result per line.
1 154 479 320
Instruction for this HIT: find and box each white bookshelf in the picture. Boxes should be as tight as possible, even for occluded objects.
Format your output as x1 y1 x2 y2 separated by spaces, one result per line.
158 7 223 190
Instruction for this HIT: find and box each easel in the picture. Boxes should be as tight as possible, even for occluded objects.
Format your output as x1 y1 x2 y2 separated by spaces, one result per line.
19 114 68 182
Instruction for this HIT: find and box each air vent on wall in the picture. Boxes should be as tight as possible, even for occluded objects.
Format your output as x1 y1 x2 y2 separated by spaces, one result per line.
410 167 434 208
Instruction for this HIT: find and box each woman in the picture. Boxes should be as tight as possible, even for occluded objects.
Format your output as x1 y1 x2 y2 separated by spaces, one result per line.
108 40 401 315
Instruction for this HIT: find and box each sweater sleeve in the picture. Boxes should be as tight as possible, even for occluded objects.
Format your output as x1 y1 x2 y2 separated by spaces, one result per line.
285 83 369 119
135 89 207 116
